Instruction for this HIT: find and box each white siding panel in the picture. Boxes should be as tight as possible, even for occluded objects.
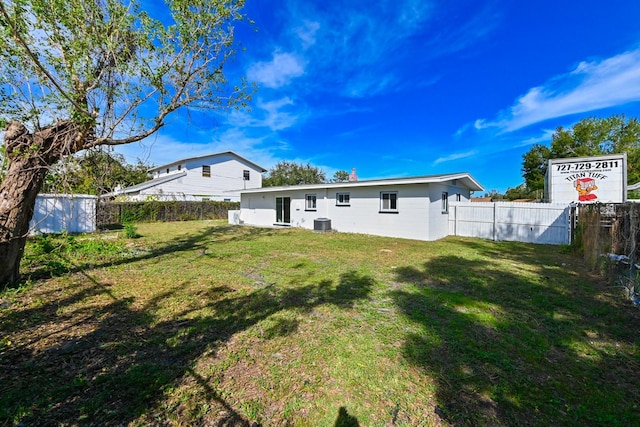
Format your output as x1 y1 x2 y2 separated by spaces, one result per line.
451 204 496 239
133 153 264 201
30 195 96 234
449 202 571 245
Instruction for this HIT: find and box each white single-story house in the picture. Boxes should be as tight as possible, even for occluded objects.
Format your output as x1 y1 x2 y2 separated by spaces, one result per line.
110 151 267 202
234 173 484 241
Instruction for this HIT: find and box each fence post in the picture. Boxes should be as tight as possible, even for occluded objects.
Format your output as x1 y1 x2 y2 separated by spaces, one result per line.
492 203 497 241
631 204 637 269
570 204 577 244
453 204 458 237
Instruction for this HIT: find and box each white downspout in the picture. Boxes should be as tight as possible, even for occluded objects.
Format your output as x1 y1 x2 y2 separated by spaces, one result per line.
324 188 329 218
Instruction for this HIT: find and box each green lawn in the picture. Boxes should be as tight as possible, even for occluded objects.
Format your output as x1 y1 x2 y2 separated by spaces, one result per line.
1 220 638 426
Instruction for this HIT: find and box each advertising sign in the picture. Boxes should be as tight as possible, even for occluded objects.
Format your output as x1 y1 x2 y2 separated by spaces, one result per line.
546 154 627 204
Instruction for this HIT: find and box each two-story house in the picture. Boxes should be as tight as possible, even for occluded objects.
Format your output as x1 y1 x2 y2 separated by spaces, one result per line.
112 151 267 201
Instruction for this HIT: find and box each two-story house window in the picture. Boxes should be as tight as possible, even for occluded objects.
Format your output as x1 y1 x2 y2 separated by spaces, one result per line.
202 165 211 177
243 170 250 180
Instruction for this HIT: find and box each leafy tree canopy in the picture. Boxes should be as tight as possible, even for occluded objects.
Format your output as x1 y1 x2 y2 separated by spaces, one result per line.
483 189 505 200
0 0 251 285
0 0 251 139
42 150 151 195
521 115 640 192
504 184 543 201
263 161 326 187
331 170 350 183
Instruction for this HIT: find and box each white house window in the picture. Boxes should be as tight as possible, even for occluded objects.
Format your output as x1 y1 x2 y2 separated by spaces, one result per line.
243 170 250 180
305 194 317 211
456 193 461 202
202 165 211 177
442 192 449 214
380 191 398 212
336 193 350 206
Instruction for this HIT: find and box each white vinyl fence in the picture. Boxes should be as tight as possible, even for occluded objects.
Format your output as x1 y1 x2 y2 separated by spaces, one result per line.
30 194 97 234
448 202 572 245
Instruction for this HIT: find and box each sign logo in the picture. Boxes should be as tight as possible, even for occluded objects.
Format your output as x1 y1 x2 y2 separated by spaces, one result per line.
573 177 598 201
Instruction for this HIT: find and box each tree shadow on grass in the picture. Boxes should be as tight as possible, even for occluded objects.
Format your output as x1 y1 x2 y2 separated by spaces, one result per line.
391 242 640 426
333 406 360 427
0 226 375 425
18 224 280 284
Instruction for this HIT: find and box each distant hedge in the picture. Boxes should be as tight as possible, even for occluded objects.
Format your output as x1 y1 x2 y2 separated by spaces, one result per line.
97 200 239 227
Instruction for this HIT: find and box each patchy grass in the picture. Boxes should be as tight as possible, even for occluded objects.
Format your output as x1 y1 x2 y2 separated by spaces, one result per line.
1 221 638 426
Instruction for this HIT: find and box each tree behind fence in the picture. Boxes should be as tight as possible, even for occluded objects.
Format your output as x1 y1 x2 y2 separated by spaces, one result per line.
578 203 640 279
97 201 240 228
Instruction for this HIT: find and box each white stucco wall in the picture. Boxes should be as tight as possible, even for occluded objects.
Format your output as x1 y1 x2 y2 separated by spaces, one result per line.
428 183 471 240
238 182 474 241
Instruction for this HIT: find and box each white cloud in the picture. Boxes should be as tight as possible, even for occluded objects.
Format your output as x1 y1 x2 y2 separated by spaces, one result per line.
247 52 305 88
294 20 320 49
114 127 287 171
114 133 199 166
278 0 434 98
432 150 478 166
477 48 640 132
228 97 300 131
345 72 397 98
518 129 555 147
257 98 299 130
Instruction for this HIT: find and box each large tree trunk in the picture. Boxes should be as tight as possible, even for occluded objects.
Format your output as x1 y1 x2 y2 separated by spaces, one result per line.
0 120 86 287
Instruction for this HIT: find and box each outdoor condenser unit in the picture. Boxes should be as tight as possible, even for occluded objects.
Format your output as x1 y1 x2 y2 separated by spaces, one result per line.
313 218 331 232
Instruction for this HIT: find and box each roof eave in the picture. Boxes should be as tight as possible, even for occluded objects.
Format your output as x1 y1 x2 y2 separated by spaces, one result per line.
150 151 268 173
241 173 484 194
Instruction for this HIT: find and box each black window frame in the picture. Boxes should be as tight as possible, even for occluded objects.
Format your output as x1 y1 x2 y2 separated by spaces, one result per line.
336 192 350 206
442 192 449 214
380 191 398 213
305 194 317 211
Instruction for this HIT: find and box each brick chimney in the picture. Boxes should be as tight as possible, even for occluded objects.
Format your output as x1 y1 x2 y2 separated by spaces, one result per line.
348 168 358 182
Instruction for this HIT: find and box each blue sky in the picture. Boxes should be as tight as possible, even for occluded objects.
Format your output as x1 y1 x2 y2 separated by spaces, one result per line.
117 0 640 193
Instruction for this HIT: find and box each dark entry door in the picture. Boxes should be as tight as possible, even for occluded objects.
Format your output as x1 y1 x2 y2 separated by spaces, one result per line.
276 197 291 223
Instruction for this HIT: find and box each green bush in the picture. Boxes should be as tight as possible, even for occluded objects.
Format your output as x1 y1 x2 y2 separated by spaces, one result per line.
123 223 140 239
